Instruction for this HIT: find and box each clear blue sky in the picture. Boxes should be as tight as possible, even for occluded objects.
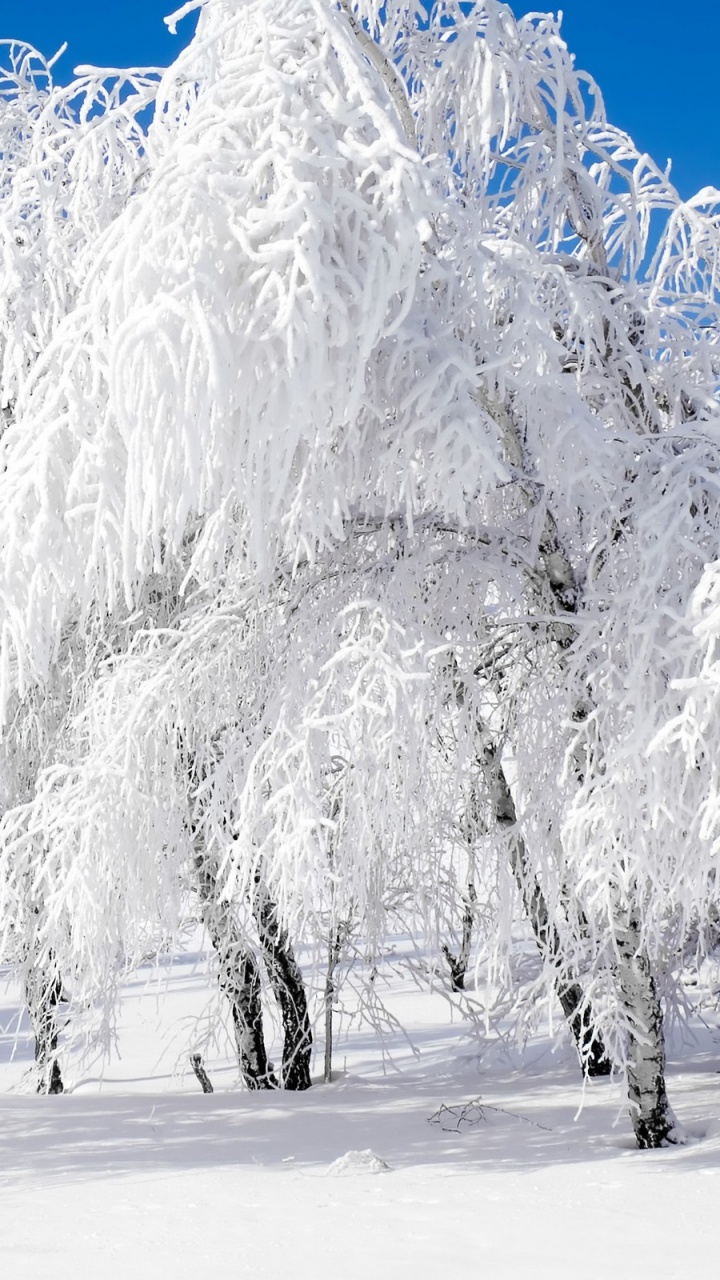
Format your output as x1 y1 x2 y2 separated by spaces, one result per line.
1 0 716 200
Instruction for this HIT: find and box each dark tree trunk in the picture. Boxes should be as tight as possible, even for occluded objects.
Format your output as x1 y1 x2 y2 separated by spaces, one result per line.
187 746 275 1090
253 878 312 1091
194 854 276 1090
190 1053 214 1094
442 882 477 992
25 959 64 1095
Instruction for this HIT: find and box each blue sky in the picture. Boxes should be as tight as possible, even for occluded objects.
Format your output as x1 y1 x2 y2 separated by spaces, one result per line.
1 0 716 200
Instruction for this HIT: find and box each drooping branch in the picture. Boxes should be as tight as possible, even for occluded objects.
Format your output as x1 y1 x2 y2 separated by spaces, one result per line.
338 1 417 150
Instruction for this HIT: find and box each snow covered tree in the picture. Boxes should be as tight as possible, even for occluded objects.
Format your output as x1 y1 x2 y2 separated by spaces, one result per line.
0 0 719 1146
0 40 160 426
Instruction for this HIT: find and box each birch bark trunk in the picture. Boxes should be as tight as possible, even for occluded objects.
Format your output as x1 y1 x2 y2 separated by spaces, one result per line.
25 955 64 1095
477 734 612 1078
476 392 675 1142
194 853 276 1090
613 912 676 1147
253 877 312 1091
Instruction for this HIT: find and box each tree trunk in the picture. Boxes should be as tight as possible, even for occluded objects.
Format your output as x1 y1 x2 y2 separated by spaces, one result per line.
25 958 64 1095
613 912 676 1148
324 924 344 1083
533 508 676 1130
194 854 276 1090
478 736 613 1078
442 882 477 992
447 657 611 1076
253 878 312 1091
190 1052 214 1094
477 394 674 1138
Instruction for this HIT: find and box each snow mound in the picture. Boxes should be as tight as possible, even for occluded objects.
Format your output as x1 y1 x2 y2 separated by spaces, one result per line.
326 1149 391 1175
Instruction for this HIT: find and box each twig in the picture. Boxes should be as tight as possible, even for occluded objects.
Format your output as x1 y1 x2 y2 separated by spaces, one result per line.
428 1098 552 1133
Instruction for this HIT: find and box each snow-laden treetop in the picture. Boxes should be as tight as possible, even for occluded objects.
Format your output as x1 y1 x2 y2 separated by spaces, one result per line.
0 0 717 699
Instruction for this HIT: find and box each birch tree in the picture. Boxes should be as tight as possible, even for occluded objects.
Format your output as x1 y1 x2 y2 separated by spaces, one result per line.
0 0 718 1145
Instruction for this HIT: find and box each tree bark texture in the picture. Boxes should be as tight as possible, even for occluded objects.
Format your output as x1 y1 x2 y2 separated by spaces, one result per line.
190 1052 214 1094
613 913 676 1148
25 956 64 1095
253 878 312 1091
442 882 477 992
194 854 276 1090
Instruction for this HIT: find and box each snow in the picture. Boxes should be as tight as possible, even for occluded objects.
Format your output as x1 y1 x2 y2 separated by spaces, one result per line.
0 939 717 1278
326 1149 392 1174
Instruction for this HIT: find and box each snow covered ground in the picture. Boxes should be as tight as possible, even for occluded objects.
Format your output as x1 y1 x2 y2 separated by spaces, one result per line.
0 941 717 1279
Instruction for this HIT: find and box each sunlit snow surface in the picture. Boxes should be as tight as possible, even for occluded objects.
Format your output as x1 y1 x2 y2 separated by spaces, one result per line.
0 938 718 1278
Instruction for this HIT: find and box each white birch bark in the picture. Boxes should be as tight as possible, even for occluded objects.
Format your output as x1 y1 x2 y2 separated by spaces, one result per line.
613 912 677 1148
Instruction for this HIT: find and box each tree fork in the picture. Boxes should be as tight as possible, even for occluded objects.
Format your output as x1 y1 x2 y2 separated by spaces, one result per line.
442 882 477 993
253 877 312 1091
194 854 276 1090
